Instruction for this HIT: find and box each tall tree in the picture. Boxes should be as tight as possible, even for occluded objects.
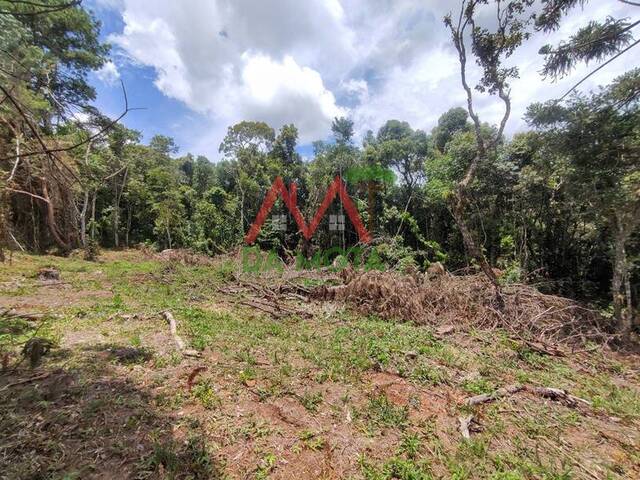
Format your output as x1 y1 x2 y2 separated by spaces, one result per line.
527 69 640 338
444 0 533 291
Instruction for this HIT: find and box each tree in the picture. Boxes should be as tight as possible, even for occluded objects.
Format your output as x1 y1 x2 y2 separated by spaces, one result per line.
1 1 109 253
6 0 109 116
527 69 640 338
535 0 640 100
219 121 276 233
432 107 471 153
444 0 533 291
219 121 275 157
375 120 429 196
331 117 355 146
149 135 179 156
272 124 301 168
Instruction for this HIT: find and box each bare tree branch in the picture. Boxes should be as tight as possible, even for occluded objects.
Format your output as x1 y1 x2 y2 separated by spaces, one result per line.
6 188 49 204
0 80 140 168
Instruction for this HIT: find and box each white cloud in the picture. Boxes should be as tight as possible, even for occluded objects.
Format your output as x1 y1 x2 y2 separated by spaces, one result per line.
95 60 120 85
108 0 352 151
101 0 640 156
238 54 346 142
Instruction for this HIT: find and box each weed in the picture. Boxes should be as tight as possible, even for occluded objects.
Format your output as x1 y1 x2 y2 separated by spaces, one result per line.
255 452 277 479
461 376 494 395
143 435 219 479
366 394 409 430
411 364 449 385
296 430 326 451
299 391 323 412
360 454 433 480
238 367 256 386
192 380 221 410
399 433 421 459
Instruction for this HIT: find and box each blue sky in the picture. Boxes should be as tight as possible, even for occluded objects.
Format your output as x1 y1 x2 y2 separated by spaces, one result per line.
86 0 640 161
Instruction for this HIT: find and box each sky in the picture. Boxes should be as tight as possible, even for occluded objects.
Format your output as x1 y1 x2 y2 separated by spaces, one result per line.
86 0 640 160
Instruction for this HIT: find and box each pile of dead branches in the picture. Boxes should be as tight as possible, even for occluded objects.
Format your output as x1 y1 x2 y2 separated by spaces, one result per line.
218 277 313 320
313 270 611 347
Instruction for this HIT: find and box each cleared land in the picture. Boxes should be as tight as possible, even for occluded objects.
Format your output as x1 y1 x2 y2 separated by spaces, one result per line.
0 250 639 479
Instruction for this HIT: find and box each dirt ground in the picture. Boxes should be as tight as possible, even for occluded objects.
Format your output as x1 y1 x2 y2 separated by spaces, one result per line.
1 250 638 479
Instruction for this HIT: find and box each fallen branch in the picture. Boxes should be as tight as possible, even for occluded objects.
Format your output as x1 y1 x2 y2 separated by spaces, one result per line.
0 372 51 392
528 386 592 407
466 385 525 406
465 384 591 408
0 309 47 321
459 414 474 439
161 311 200 358
521 340 566 357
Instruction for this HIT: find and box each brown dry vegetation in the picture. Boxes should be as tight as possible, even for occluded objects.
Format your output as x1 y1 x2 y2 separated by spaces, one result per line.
0 250 639 479
314 269 612 348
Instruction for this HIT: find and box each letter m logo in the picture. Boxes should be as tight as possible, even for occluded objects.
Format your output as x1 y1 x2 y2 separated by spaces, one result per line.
245 176 371 245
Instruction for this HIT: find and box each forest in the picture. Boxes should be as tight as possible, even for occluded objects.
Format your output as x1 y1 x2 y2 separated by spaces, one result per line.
1 1 639 479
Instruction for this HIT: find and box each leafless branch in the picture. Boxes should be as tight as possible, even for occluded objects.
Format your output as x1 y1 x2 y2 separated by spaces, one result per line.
0 80 140 168
5 188 49 204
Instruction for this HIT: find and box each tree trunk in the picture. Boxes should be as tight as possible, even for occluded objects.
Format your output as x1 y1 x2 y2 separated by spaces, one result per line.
90 190 97 240
125 205 131 247
451 198 500 289
41 180 70 251
80 190 89 247
113 178 119 248
612 216 631 340
113 166 128 249
8 133 21 182
79 142 92 248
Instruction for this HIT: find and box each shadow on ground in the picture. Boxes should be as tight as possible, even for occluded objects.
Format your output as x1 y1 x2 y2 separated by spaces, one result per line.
0 344 222 480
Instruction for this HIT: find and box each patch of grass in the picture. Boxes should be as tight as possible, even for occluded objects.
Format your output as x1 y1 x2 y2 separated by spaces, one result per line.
580 376 640 419
398 432 421 459
360 455 433 480
192 380 221 410
142 435 220 479
461 376 495 395
235 420 274 441
255 452 277 480
366 394 409 430
299 391 323 413
411 364 449 386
